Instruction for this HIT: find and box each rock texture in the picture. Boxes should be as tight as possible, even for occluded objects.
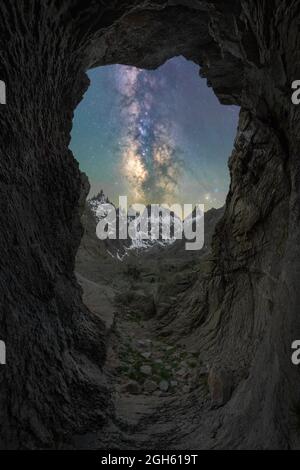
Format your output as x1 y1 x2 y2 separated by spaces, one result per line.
0 0 300 449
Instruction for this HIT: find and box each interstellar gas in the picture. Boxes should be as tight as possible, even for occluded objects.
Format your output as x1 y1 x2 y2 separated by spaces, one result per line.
115 65 185 204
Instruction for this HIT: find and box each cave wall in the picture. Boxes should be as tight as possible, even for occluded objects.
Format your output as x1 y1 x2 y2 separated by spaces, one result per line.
0 2 112 448
0 0 299 449
200 1 300 448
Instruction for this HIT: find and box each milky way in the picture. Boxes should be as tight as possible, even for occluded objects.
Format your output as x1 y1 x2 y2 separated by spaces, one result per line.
70 56 239 210
115 66 185 204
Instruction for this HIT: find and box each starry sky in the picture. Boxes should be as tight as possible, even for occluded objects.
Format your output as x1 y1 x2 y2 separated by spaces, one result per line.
70 56 239 210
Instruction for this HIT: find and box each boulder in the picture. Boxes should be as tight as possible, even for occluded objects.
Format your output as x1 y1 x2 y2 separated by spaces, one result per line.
143 380 157 393
140 365 152 376
159 380 169 392
122 381 141 395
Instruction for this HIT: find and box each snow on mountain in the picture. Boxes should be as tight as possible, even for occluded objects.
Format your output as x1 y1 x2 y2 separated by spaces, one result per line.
87 192 181 259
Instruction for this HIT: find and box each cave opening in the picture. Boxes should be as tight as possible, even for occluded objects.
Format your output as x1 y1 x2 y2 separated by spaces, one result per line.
71 57 238 213
70 55 239 434
71 56 239 259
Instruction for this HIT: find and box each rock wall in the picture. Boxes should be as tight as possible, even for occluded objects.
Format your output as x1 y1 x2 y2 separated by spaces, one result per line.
0 0 299 449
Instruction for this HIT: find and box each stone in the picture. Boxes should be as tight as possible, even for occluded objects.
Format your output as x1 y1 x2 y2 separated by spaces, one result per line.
143 380 157 393
177 368 188 378
122 381 141 395
159 380 169 392
140 365 152 376
141 352 151 359
136 339 152 352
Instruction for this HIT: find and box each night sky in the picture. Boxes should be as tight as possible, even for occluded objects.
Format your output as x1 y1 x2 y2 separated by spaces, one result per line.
70 56 239 211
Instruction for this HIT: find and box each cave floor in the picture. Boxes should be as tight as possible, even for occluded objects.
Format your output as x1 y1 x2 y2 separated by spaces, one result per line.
74 248 214 449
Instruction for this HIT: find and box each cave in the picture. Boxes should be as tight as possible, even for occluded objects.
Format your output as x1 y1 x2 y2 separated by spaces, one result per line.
0 1 299 450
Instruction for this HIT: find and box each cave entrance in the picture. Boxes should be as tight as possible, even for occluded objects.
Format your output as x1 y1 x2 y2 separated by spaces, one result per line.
70 56 239 405
71 57 238 214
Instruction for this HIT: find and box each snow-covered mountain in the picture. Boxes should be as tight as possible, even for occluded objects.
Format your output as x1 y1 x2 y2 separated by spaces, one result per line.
87 192 181 260
86 191 217 261
81 191 223 262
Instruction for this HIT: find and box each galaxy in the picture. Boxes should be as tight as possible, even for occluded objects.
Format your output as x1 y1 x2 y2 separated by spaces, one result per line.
116 65 185 203
70 56 239 210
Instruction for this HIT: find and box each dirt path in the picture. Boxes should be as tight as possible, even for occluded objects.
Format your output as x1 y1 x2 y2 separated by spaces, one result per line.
76 259 211 449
